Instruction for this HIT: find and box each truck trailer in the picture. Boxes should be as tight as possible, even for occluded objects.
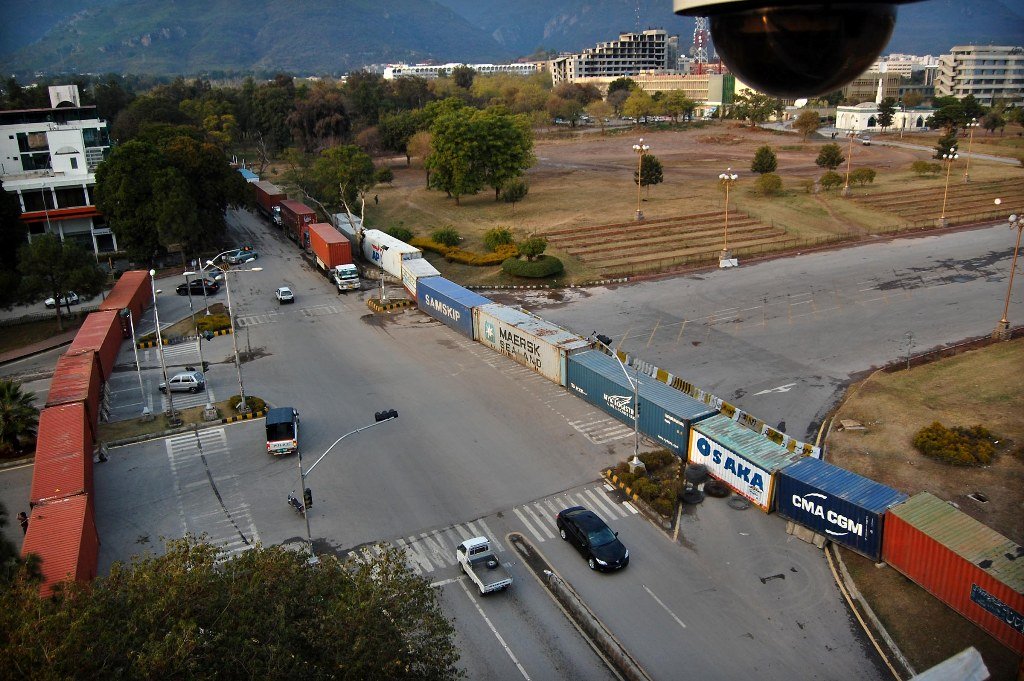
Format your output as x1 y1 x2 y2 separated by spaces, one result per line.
279 200 317 246
361 229 422 279
252 181 286 226
308 223 353 270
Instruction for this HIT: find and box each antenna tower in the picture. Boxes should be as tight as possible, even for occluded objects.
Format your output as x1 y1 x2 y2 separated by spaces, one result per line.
690 17 710 74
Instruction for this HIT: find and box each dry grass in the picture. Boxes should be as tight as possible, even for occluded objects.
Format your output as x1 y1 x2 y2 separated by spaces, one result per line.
96 397 242 443
0 316 84 355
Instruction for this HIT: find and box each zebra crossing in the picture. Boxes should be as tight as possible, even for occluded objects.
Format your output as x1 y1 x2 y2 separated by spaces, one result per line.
165 428 259 560
237 303 339 327
347 484 636 577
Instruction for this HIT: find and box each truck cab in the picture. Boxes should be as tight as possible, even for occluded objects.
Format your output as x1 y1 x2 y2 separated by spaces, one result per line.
332 264 360 292
456 536 512 595
266 407 299 456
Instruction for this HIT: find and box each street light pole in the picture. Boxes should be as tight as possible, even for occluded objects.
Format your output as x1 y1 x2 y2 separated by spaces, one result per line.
963 118 979 183
994 203 1023 340
149 269 180 427
592 333 644 473
938 145 959 227
119 308 149 419
842 129 856 197
632 138 650 221
183 271 213 411
718 168 738 265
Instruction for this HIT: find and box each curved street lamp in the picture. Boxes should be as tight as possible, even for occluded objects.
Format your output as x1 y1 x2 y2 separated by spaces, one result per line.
209 262 262 414
592 333 644 472
963 118 979 183
632 138 650 221
719 168 738 265
938 146 959 227
842 129 856 197
149 269 180 427
994 200 1023 340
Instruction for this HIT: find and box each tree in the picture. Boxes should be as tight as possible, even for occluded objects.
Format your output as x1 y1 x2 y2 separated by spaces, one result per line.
661 91 696 122
0 380 37 458
607 89 631 116
755 173 783 197
484 227 515 251
1 536 461 679
451 65 476 90
982 111 1006 136
407 131 433 186
375 166 395 185
585 100 614 133
501 179 529 212
426 107 483 204
342 70 389 128
901 92 924 108
635 155 664 195
820 171 844 191
476 107 534 200
927 102 965 132
287 84 351 153
751 145 778 174
517 236 548 261
111 95 192 142
877 97 897 132
935 130 958 159
250 82 295 153
815 143 845 170
622 89 656 124
607 78 637 97
850 168 876 186
794 110 820 139
729 91 780 127
0 182 26 309
17 236 105 330
379 110 426 165
312 145 376 212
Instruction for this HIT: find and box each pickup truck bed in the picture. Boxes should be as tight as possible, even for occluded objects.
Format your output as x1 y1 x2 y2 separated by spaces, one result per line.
457 537 512 595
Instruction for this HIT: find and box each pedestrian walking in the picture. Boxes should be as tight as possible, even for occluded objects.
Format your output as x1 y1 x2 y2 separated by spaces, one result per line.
374 194 379 205
17 511 28 534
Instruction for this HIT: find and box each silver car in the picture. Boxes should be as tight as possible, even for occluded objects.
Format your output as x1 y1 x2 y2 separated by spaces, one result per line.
159 371 206 393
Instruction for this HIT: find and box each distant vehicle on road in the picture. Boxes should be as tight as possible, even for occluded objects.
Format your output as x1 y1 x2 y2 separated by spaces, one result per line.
859 136 871 146
556 506 629 571
225 248 258 264
275 286 294 304
266 407 299 455
159 371 205 393
44 291 80 308
457 536 512 594
177 279 220 296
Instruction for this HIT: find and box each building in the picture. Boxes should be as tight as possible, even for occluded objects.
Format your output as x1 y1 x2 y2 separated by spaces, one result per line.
382 62 542 80
549 29 672 85
842 69 934 105
934 45 1024 106
566 71 735 115
836 102 936 133
0 85 115 255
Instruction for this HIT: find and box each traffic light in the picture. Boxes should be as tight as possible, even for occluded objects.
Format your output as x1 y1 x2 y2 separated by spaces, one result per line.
303 488 313 509
374 409 398 422
202 330 215 341
595 333 613 347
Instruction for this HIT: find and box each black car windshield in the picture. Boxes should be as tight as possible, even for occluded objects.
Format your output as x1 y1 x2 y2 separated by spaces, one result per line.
587 526 617 547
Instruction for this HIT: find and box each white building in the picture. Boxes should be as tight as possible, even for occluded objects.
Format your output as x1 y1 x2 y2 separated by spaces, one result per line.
382 62 542 80
836 102 936 133
549 29 673 85
935 45 1024 106
0 85 115 255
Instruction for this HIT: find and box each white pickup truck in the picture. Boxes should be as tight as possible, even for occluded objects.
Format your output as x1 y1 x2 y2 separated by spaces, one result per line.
457 536 512 595
331 264 360 292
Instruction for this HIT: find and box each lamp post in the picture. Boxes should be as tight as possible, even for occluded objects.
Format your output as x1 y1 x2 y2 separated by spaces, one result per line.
118 308 149 420
149 269 180 427
632 138 650 221
592 333 644 473
183 270 214 412
962 118 979 183
203 249 239 314
938 145 959 227
842 129 856 197
210 263 262 414
718 168 738 265
994 200 1023 340
296 409 399 561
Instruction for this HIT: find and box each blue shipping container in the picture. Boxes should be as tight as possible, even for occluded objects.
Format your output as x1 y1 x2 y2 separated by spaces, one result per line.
775 456 908 561
416 277 491 340
567 350 716 455
238 168 258 183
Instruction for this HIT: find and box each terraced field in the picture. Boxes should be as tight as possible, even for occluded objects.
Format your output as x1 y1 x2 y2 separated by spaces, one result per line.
852 177 1024 226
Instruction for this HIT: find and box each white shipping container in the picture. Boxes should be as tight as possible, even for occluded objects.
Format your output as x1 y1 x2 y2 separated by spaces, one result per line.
361 229 422 278
472 303 591 385
687 426 775 510
401 259 440 296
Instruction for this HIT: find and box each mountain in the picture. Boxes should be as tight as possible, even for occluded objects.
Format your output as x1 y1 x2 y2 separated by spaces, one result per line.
1 0 1021 77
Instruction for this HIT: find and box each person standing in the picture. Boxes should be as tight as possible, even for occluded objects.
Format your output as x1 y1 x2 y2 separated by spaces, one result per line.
17 511 28 534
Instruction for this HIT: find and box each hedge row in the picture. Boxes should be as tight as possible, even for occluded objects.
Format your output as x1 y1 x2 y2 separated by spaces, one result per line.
501 255 564 278
912 421 996 466
410 238 519 266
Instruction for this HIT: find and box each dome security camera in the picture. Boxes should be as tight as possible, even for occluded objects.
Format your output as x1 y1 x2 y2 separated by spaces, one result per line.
674 1 924 98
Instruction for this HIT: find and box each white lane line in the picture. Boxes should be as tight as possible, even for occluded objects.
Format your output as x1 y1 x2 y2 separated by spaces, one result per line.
582 487 622 519
477 520 505 552
430 577 460 588
642 584 687 630
523 504 556 539
458 578 532 680
622 501 639 515
513 507 545 542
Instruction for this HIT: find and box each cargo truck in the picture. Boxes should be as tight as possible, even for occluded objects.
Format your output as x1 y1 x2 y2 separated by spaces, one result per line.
361 229 422 279
253 181 286 226
308 223 353 270
332 264 360 292
279 200 317 246
456 536 512 595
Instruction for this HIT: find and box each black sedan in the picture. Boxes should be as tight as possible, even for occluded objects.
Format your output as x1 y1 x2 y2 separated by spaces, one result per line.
176 278 220 296
556 506 629 571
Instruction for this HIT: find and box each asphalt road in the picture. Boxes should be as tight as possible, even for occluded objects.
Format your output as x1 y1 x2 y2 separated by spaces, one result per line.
491 221 1022 441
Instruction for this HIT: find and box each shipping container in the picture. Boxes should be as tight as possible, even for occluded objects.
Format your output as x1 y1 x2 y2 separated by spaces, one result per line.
237 168 258 183
67 310 123 380
279 200 317 245
687 414 804 511
98 270 152 324
567 350 716 454
46 350 102 433
401 259 440 297
361 229 422 278
22 494 99 597
308 223 353 271
774 456 907 561
474 304 592 386
416 277 491 339
882 492 1024 654
253 181 286 224
30 403 93 505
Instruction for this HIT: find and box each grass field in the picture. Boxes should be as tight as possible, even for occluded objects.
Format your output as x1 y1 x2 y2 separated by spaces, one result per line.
826 338 1024 679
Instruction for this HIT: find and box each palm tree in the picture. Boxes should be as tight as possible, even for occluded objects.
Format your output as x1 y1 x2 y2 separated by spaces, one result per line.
0 380 38 457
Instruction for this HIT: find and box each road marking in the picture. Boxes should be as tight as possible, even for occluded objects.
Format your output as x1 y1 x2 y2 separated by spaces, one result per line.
523 504 556 539
582 487 620 519
753 382 796 396
513 507 545 542
622 501 639 515
458 579 532 680
642 584 687 630
646 317 661 349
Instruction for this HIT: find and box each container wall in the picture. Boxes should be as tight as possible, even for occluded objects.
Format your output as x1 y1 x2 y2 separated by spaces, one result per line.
775 457 907 561
566 351 636 429
636 377 717 456
46 351 102 433
98 270 151 321
253 181 285 216
416 277 491 339
473 304 591 385
22 494 98 597
31 403 93 505
401 260 440 297
67 310 122 380
279 200 316 244
308 223 351 270
882 493 1024 654
362 229 422 278
687 423 777 511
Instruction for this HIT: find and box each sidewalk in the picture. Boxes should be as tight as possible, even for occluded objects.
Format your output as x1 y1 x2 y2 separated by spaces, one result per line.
0 328 78 366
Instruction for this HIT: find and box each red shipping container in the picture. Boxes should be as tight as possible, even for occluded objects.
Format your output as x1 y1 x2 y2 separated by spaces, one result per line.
308 223 353 270
279 200 317 245
67 310 123 380
46 350 102 434
253 180 286 220
98 269 152 322
22 494 99 597
882 492 1024 654
31 403 94 505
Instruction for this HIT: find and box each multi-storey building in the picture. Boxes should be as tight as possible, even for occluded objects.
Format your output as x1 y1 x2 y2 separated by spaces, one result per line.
382 62 542 80
549 29 672 85
1 85 115 255
935 45 1024 106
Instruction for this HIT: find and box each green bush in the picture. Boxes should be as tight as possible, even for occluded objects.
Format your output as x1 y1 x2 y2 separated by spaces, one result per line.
375 166 394 184
484 227 515 252
800 179 816 193
819 171 843 191
386 225 414 243
639 449 676 471
651 497 675 517
431 225 461 247
911 160 941 177
501 255 564 278
196 314 231 333
517 236 548 261
410 238 517 266
230 395 267 414
755 172 783 196
502 179 529 205
912 421 995 466
850 168 876 186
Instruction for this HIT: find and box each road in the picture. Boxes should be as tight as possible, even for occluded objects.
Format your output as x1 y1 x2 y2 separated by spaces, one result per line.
491 221 1022 441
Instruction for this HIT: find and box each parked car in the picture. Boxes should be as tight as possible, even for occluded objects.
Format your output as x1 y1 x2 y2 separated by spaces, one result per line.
275 286 294 304
177 279 220 296
44 291 80 308
859 136 871 145
159 371 205 393
225 248 258 264
556 506 629 571
206 264 227 281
